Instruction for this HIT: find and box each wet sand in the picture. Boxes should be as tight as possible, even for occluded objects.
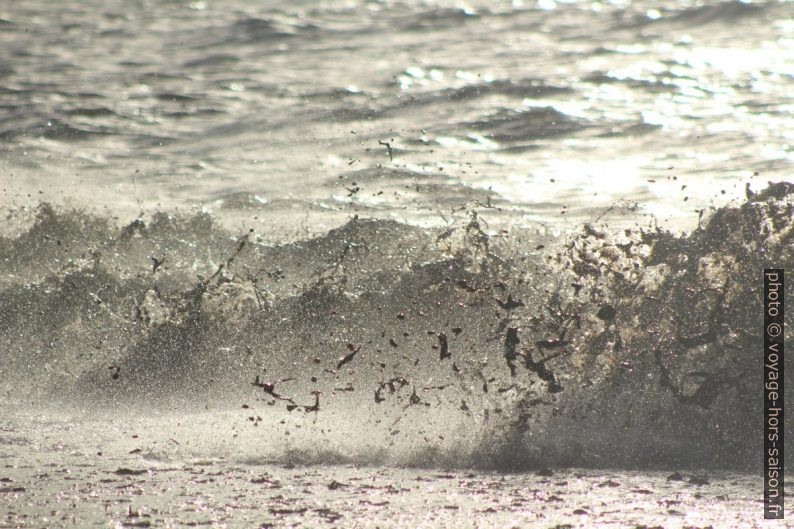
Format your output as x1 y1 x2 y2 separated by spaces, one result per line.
0 409 785 529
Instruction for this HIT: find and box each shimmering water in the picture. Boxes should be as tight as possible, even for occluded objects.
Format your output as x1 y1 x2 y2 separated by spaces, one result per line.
1 0 792 233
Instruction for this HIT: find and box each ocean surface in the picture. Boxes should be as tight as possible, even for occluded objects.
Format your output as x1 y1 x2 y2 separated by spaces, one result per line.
1 0 793 232
1 0 793 526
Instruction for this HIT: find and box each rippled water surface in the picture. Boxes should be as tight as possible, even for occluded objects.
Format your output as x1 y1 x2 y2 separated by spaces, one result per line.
1 0 792 232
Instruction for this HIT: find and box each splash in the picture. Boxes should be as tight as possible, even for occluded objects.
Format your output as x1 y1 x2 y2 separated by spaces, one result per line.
1 183 791 470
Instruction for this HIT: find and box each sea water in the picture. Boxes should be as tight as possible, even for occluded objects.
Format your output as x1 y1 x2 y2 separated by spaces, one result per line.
1 1 793 527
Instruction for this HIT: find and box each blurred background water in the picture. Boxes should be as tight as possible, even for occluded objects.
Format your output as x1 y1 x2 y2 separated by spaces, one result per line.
1 0 792 235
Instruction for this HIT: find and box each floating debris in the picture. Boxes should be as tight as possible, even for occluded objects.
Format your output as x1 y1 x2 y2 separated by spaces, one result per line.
524 346 564 394
150 256 165 273
374 377 410 403
438 332 450 360
496 295 523 310
503 327 520 377
378 140 394 161
114 468 147 476
337 343 361 369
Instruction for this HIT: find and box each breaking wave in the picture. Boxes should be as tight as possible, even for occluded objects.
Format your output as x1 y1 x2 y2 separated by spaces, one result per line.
1 182 791 470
